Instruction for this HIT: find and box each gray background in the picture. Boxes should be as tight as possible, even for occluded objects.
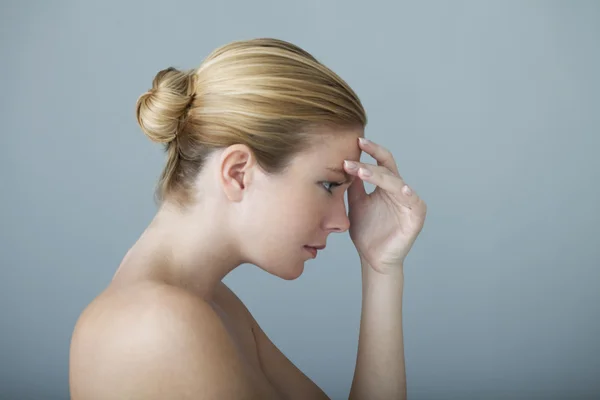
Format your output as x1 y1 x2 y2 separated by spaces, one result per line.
1 1 599 399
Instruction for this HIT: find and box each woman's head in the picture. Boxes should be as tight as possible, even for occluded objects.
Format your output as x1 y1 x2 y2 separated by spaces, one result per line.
136 38 367 208
135 38 367 279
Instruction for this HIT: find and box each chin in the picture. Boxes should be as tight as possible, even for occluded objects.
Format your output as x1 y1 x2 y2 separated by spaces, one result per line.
278 264 305 280
258 259 305 281
247 245 307 280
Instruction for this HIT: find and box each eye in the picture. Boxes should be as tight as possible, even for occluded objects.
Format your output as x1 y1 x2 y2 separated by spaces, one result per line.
321 181 343 194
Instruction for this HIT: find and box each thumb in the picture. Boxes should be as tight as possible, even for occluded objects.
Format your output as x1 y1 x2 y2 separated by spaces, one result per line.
347 176 366 205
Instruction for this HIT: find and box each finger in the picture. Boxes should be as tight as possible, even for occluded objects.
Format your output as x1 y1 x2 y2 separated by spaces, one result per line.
358 138 401 178
344 160 367 203
344 160 399 181
347 172 367 203
345 161 420 209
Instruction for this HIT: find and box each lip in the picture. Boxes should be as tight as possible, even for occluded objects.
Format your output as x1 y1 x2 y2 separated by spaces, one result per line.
303 246 319 258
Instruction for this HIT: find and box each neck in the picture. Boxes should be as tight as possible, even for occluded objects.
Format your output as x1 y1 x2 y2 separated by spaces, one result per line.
113 199 242 301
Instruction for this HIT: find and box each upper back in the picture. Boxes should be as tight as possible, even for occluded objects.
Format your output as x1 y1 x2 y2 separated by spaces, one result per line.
69 281 281 399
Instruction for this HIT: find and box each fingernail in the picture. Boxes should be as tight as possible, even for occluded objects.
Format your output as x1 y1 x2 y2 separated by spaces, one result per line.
344 160 358 170
359 167 372 177
359 137 369 145
403 185 412 196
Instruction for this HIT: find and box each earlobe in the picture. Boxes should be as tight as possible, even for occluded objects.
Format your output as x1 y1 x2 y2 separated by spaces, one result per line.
219 144 255 201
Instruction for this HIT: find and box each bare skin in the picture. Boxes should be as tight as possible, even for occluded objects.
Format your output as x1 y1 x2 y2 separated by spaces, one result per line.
69 129 427 399
69 279 326 399
70 129 360 399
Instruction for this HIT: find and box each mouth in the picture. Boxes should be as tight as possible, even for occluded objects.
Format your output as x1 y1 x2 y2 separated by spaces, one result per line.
303 246 319 258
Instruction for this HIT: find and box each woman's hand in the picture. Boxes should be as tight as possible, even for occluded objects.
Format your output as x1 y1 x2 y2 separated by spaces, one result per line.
343 138 427 275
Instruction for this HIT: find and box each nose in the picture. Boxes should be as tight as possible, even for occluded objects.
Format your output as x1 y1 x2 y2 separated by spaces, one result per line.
324 197 351 233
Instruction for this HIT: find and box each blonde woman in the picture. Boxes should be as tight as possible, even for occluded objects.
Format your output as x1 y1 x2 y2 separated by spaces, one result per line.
69 38 427 400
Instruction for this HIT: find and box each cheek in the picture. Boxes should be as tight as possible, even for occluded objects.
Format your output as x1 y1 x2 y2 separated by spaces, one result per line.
279 191 323 226
258 197 323 245
246 183 325 239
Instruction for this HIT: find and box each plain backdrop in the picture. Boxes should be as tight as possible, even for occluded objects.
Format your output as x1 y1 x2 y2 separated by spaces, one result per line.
1 1 599 399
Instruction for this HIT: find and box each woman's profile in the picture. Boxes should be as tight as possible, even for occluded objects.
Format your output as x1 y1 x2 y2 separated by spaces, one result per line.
69 38 427 400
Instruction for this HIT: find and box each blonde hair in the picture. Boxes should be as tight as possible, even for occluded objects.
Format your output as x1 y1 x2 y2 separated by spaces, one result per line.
136 38 367 207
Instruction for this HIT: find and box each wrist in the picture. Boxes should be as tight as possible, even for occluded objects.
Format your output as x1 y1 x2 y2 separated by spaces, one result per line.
360 258 404 280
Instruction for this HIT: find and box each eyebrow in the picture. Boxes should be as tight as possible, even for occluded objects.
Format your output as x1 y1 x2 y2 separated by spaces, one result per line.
326 167 354 184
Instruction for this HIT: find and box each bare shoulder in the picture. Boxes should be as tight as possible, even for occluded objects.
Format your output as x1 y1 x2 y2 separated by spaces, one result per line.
69 282 279 400
218 282 331 400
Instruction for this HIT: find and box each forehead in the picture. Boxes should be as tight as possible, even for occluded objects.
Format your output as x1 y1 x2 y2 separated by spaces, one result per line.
300 126 364 163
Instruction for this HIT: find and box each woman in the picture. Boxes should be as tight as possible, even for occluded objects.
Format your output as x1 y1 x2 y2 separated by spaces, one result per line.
69 38 427 399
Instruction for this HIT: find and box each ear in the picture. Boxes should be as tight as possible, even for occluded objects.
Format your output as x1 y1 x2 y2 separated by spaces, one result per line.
218 144 256 202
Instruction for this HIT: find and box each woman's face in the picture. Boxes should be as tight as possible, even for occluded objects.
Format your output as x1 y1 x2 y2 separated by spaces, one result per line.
240 127 363 279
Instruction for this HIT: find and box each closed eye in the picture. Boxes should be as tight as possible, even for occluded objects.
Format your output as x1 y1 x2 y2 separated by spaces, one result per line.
321 181 344 194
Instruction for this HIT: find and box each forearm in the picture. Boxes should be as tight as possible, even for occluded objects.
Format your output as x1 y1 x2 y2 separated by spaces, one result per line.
348 259 407 400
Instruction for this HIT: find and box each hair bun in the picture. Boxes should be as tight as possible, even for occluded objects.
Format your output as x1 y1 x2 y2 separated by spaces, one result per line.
136 67 195 143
